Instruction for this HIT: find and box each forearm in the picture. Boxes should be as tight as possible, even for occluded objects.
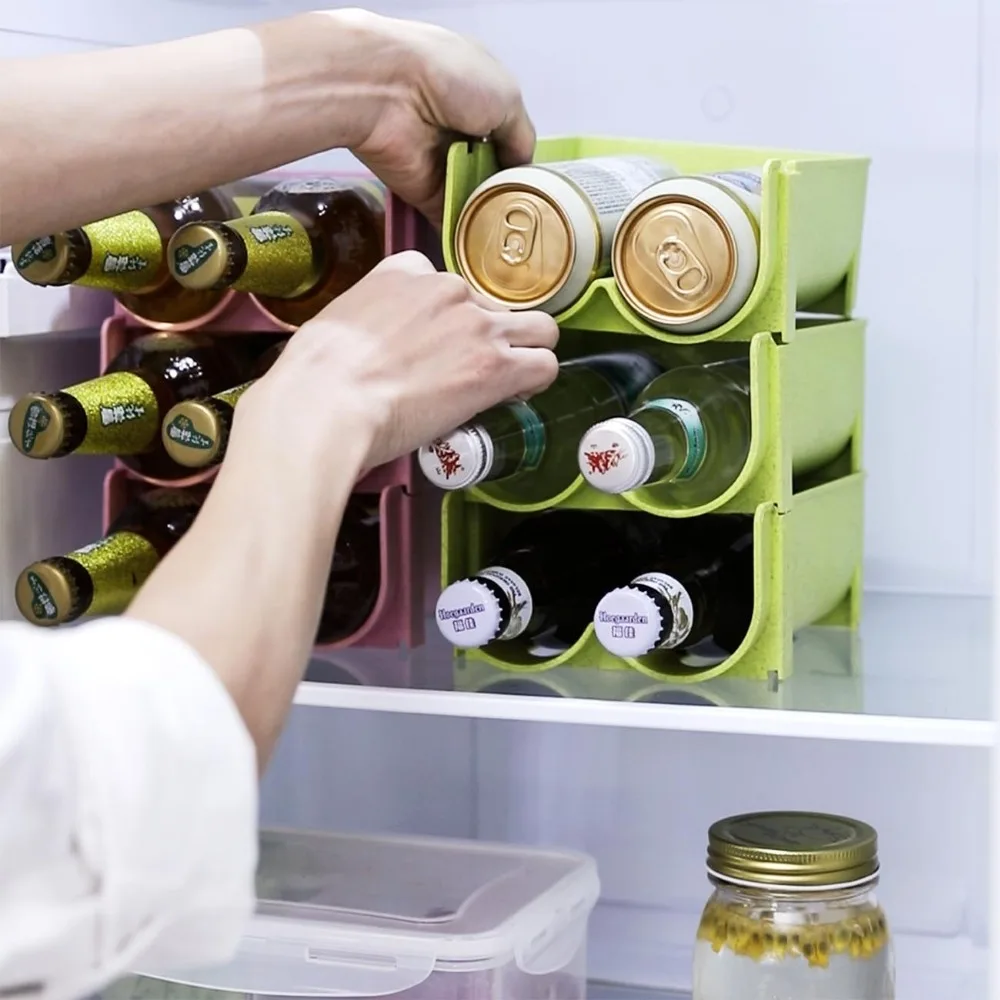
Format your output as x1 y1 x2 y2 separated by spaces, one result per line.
0 9 404 245
126 396 371 769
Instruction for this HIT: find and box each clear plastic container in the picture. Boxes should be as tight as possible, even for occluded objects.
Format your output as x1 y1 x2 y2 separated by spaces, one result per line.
693 812 894 1000
102 828 600 999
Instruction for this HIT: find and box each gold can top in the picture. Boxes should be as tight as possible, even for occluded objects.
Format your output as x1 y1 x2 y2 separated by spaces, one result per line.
9 394 71 459
15 560 82 626
169 223 233 290
12 232 82 286
708 812 879 888
161 400 229 468
455 185 574 308
614 196 736 325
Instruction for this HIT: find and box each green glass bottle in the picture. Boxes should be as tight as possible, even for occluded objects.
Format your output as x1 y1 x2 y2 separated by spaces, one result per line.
578 357 752 506
418 352 662 504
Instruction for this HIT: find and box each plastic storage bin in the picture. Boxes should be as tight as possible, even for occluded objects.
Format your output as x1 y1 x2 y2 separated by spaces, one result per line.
105 828 601 1000
442 138 869 344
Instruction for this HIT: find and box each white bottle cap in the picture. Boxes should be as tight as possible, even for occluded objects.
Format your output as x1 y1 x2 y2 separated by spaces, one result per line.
435 578 504 648
578 417 656 494
418 425 494 491
593 586 665 657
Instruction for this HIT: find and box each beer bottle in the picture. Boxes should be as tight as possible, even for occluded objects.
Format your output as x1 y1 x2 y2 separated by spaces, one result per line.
435 510 659 653
15 487 205 626
418 352 663 500
161 339 288 468
167 178 385 328
8 331 267 481
11 189 242 327
578 358 752 506
593 516 754 664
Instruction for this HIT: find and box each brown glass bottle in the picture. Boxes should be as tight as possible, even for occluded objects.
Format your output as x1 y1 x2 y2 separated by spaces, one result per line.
8 331 269 481
316 493 382 644
15 487 206 626
11 189 243 327
161 338 288 468
167 178 386 328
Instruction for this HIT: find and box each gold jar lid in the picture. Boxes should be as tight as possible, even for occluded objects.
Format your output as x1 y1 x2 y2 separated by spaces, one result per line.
15 560 81 626
161 401 227 467
707 812 879 888
169 223 233 290
614 196 736 325
9 394 72 458
455 185 574 308
12 232 83 286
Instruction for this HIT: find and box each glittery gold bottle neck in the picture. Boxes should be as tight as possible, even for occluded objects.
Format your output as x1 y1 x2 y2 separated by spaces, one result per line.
231 211 319 298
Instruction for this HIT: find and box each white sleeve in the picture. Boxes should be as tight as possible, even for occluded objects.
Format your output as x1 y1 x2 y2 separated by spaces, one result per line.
0 617 258 1000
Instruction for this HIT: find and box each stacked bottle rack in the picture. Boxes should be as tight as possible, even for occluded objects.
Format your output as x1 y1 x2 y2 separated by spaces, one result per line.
438 137 869 683
88 186 437 652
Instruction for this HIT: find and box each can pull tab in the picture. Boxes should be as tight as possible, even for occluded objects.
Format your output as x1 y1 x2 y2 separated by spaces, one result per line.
498 200 540 266
655 235 710 298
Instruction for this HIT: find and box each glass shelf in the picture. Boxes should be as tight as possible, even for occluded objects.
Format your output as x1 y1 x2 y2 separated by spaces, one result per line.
296 592 995 747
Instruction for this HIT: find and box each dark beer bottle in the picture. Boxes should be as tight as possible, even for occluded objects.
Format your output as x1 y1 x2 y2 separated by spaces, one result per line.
15 487 206 626
11 189 243 327
579 358 752 505
593 516 754 664
161 339 288 468
8 332 267 481
418 352 662 501
435 511 660 653
167 178 385 328
316 493 382 644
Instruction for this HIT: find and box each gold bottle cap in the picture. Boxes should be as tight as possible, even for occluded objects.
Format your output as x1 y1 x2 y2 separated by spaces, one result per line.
707 812 879 888
161 401 228 467
15 560 82 626
455 185 574 309
11 233 81 286
8 394 71 458
168 223 233 290
614 196 737 326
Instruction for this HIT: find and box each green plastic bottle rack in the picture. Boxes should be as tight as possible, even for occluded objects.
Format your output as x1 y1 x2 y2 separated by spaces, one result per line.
441 137 870 344
441 472 864 683
468 317 865 518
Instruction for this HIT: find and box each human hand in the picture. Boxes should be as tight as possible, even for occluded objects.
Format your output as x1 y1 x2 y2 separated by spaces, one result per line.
320 8 535 224
237 251 558 474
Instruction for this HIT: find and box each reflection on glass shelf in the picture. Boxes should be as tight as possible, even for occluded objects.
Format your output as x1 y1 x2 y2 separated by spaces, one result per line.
297 593 994 745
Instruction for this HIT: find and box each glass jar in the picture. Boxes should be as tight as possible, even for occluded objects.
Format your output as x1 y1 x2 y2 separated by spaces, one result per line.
693 811 894 1000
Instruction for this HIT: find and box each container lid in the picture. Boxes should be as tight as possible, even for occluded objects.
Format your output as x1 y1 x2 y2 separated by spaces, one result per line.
136 829 599 996
435 578 504 648
417 426 493 490
578 417 655 494
707 811 880 889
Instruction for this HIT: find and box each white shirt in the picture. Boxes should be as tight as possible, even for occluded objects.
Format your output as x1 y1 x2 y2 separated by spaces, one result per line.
0 617 258 1000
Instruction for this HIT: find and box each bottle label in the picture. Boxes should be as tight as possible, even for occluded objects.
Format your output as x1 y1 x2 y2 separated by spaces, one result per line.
16 237 57 270
164 414 214 451
20 401 51 454
505 400 546 471
231 211 317 298
25 571 58 622
247 222 296 245
64 371 161 455
477 566 534 641
570 352 662 410
68 531 161 617
80 211 164 292
633 572 695 649
172 238 219 277
547 157 677 221
274 178 348 194
644 397 707 480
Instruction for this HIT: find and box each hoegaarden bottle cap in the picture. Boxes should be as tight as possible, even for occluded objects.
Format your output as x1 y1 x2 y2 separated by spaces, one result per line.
418 426 494 491
9 394 72 459
707 812 880 888
593 586 664 658
435 579 504 649
578 417 656 494
15 561 81 626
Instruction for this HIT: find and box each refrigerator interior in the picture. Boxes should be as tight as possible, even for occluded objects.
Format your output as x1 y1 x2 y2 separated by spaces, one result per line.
1 0 996 997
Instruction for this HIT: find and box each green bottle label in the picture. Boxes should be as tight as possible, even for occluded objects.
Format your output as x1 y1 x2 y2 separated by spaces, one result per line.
21 401 51 454
173 239 219 277
26 571 58 621
507 400 546 470
646 397 707 480
17 237 57 270
165 414 214 450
